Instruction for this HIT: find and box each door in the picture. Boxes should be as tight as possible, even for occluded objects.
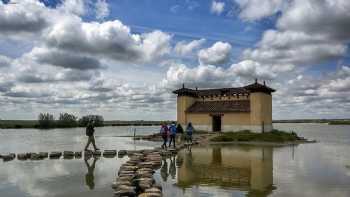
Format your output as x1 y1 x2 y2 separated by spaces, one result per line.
212 115 221 132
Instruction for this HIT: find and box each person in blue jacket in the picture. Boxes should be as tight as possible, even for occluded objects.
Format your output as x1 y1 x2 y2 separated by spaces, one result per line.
168 122 177 148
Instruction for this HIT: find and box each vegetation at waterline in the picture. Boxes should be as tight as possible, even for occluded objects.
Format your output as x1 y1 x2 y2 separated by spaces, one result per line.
0 113 104 129
37 113 104 129
328 120 350 125
210 130 304 143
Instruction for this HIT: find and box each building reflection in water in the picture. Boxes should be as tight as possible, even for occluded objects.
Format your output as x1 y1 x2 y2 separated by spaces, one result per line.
176 145 274 196
84 156 98 190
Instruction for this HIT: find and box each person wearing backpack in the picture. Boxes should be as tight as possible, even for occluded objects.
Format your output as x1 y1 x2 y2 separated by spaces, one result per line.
160 123 169 149
168 122 177 148
84 120 100 151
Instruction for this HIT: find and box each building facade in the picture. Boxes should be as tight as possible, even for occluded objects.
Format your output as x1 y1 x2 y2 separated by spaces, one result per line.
173 80 275 132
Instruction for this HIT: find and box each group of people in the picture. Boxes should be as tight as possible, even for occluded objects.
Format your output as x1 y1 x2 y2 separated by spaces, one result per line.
160 122 194 149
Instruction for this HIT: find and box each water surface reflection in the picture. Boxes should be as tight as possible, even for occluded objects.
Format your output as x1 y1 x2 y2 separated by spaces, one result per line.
174 146 274 196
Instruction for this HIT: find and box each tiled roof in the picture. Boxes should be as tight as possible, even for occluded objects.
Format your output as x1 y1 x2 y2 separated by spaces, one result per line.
173 81 275 97
186 100 250 113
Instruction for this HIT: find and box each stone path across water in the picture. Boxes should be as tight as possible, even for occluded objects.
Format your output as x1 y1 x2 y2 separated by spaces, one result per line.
0 149 125 162
112 147 181 197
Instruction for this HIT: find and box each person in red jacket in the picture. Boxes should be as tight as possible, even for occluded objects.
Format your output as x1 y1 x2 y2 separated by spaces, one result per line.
160 123 169 149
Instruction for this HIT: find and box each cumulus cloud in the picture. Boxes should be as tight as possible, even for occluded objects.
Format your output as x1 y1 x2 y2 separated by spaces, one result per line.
162 60 285 89
30 47 102 70
45 18 172 64
198 41 231 65
95 0 109 20
211 1 225 15
241 0 350 69
235 0 285 21
0 0 51 36
174 39 206 56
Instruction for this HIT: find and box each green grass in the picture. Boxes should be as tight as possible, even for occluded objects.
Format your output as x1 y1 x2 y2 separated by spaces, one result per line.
210 130 303 143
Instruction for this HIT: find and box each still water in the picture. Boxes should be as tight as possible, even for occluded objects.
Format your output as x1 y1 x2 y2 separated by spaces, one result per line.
1 124 350 197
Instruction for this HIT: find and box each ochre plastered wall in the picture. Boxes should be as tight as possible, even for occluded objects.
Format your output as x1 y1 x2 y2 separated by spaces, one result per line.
222 113 251 125
249 92 272 125
177 96 196 125
186 113 211 125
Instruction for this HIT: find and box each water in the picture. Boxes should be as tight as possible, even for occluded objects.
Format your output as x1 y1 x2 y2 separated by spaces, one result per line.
1 124 350 197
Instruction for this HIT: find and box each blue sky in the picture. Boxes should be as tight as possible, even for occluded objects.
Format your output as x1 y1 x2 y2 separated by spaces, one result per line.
0 0 350 120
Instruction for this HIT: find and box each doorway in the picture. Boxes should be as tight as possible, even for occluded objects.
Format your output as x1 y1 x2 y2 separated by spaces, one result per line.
212 115 221 132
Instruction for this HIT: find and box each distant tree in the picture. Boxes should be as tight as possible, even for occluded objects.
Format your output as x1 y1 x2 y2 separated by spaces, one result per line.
57 113 78 128
78 115 104 127
38 113 55 129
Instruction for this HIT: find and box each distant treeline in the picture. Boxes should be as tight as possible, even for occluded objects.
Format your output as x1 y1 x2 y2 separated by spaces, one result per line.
0 117 173 129
0 113 104 129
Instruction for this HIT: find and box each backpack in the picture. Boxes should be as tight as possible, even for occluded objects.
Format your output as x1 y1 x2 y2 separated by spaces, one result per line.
169 124 177 135
160 125 168 137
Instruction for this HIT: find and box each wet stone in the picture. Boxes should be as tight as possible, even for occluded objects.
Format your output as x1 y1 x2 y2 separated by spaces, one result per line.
49 152 62 159
39 152 48 158
118 150 127 157
74 151 82 158
17 153 28 160
2 153 16 161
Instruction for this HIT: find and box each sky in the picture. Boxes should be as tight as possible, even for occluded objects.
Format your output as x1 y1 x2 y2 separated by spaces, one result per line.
0 0 350 120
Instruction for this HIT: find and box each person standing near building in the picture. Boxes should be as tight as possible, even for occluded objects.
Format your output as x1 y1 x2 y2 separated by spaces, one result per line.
186 122 194 143
84 120 100 151
160 123 169 149
168 122 177 148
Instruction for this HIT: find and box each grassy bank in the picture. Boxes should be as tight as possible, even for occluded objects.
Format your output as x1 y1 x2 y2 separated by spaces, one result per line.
210 130 303 143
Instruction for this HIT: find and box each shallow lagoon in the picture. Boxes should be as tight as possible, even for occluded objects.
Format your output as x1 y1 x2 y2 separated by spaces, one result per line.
1 124 350 197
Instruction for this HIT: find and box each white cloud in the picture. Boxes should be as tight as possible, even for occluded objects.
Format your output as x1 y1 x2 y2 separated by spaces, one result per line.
198 41 231 65
211 1 225 15
58 0 86 16
235 0 285 21
0 0 52 37
95 0 109 20
45 18 172 64
161 60 285 89
240 0 350 68
174 39 206 56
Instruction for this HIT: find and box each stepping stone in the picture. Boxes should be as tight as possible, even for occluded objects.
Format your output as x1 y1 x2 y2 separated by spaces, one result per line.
2 153 16 161
74 151 82 158
17 153 28 160
39 152 48 159
49 152 62 159
63 151 74 159
93 150 101 156
103 150 117 158
114 188 136 197
118 150 127 158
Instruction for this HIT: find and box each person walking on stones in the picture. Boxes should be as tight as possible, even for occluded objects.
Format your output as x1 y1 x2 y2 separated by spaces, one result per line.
84 120 100 151
160 123 169 149
168 122 177 148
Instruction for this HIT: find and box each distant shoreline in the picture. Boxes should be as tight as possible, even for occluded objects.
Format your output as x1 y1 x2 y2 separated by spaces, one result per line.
1 119 349 129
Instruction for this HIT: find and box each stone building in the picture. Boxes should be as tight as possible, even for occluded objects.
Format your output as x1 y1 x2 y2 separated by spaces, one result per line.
173 80 275 132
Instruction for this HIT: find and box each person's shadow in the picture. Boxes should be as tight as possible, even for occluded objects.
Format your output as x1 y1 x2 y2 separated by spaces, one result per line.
84 156 98 190
169 156 176 179
160 158 169 182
